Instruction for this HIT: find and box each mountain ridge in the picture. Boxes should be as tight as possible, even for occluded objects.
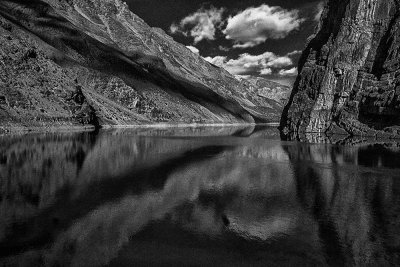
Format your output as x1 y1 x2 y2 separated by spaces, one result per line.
0 0 289 132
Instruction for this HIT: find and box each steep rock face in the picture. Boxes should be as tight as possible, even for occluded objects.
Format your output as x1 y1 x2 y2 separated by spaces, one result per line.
0 0 282 131
281 0 400 139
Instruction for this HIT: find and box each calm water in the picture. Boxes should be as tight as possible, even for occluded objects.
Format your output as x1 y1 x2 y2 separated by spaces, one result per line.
1 126 400 267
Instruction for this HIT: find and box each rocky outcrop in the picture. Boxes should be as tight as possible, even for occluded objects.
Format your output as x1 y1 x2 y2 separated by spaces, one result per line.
0 0 283 131
281 0 400 140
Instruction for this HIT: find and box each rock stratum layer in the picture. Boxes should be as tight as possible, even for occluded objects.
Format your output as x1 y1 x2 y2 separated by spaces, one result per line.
281 0 400 139
0 0 287 131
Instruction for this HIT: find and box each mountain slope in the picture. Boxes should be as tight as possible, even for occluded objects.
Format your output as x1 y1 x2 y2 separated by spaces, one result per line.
237 76 292 106
0 0 283 131
281 0 400 140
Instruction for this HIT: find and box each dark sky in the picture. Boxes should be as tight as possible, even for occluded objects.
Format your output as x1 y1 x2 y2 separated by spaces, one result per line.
123 0 324 85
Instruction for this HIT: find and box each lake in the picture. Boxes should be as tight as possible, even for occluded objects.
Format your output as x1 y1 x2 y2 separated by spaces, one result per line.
1 125 400 266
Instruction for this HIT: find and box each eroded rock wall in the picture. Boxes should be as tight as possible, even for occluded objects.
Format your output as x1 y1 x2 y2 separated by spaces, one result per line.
281 0 400 139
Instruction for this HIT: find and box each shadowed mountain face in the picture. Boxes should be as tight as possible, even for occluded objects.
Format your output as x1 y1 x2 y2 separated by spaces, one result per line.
0 0 286 131
281 0 400 139
0 128 400 266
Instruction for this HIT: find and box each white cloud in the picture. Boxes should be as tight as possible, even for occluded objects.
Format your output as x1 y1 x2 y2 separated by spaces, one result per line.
186 46 200 54
223 4 305 48
204 56 227 67
265 57 293 68
170 23 179 34
235 75 251 81
203 51 293 75
260 68 272 75
279 67 298 76
170 6 225 44
286 50 302 57
232 43 257 49
170 23 187 36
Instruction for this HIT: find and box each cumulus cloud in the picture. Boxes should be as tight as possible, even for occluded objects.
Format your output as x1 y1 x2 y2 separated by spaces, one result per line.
204 55 227 67
170 6 225 44
265 57 293 68
203 51 293 76
186 46 200 54
260 68 272 75
223 4 305 48
279 67 298 76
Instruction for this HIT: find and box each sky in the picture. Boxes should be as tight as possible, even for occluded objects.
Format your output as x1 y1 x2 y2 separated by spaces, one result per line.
124 0 325 86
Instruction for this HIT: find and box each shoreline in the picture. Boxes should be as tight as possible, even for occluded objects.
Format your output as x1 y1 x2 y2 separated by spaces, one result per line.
0 125 96 135
100 122 280 129
0 122 280 135
2 124 400 144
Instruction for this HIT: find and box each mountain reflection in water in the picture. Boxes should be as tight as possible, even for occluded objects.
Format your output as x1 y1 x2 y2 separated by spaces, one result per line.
0 126 400 267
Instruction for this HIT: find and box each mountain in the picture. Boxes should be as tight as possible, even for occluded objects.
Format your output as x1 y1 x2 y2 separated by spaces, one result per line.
0 0 284 132
235 76 292 122
281 0 400 140
236 76 292 106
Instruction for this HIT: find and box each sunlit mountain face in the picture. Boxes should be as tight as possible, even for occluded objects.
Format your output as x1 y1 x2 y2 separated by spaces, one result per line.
125 0 324 86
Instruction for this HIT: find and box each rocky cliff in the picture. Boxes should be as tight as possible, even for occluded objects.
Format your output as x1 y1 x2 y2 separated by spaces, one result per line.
281 0 400 140
0 0 284 131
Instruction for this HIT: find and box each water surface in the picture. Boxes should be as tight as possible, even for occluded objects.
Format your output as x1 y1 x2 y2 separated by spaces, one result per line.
1 126 400 266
